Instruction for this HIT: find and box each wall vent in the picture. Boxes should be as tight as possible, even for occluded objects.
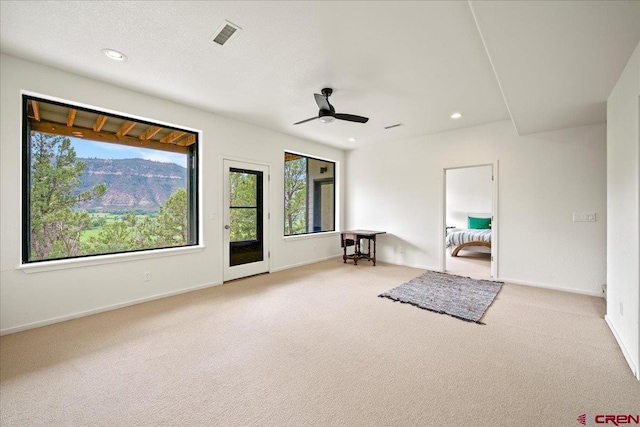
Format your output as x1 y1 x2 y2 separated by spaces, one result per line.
384 123 403 130
212 21 241 46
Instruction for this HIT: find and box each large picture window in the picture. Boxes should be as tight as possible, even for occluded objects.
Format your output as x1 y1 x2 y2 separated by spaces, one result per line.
284 152 335 236
22 95 199 263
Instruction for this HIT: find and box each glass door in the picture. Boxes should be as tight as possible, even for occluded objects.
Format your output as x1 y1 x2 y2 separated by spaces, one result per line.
223 160 269 281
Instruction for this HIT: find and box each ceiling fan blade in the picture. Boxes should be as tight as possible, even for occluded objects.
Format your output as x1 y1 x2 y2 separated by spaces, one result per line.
314 93 330 111
293 116 318 125
334 113 369 123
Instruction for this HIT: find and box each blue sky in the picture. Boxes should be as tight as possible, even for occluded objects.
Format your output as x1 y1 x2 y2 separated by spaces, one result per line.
70 138 186 167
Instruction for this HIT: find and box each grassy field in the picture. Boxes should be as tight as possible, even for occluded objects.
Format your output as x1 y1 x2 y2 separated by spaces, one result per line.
80 228 102 241
80 212 155 243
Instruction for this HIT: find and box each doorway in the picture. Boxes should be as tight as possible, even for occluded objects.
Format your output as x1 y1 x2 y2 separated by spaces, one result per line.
223 159 270 281
442 163 498 279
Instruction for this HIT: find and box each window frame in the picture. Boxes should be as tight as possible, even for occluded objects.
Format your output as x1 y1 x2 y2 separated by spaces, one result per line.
21 94 200 265
283 151 336 237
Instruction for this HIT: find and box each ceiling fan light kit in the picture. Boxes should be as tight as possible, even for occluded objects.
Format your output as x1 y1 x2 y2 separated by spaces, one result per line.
294 88 369 126
319 115 335 123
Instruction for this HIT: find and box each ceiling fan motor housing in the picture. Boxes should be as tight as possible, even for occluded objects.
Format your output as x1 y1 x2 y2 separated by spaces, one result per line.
293 87 368 125
319 109 336 123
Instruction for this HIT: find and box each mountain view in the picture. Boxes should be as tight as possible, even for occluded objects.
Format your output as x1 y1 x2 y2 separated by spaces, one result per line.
27 130 191 262
75 158 187 212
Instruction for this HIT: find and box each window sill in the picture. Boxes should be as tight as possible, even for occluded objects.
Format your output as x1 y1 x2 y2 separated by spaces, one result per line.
283 231 340 242
18 245 205 274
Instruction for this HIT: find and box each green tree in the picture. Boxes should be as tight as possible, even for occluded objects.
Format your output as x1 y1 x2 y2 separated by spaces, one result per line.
91 216 108 228
126 213 160 249
156 188 188 246
284 158 307 235
29 132 106 260
84 188 188 253
86 221 133 254
52 211 92 256
229 171 257 241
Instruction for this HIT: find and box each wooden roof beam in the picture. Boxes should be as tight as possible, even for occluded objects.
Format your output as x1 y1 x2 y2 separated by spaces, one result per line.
285 153 303 161
176 134 196 146
31 100 40 121
66 109 77 127
93 115 107 132
139 125 162 140
117 120 136 137
31 121 188 155
160 130 185 144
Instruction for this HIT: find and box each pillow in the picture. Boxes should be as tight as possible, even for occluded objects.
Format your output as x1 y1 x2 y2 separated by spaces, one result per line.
468 216 491 229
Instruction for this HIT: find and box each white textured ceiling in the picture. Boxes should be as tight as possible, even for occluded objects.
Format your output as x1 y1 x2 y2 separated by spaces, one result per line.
471 0 640 135
1 1 638 149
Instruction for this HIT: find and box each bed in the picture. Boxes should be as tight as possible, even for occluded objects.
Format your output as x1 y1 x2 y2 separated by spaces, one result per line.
446 215 492 257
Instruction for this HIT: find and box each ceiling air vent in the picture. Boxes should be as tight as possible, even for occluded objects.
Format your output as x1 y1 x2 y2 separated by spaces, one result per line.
384 123 403 130
212 21 241 46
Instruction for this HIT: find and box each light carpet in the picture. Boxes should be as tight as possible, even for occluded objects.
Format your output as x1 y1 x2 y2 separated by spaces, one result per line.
1 258 638 426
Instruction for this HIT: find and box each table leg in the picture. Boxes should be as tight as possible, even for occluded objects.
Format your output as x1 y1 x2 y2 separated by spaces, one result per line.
343 237 347 263
353 238 358 265
372 235 377 266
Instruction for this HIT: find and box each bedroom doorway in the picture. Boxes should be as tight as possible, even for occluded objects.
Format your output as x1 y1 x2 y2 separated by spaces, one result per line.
442 163 498 279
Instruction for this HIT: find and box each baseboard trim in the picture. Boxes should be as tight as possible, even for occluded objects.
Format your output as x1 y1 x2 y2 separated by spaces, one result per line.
0 281 222 336
270 254 341 273
378 262 603 298
605 315 639 380
498 277 603 297
377 258 441 272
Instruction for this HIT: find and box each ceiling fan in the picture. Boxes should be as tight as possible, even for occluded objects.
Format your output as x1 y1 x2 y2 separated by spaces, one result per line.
294 88 369 125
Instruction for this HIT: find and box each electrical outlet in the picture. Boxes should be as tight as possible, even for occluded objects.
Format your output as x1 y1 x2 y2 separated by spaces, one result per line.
144 271 151 282
399 246 404 254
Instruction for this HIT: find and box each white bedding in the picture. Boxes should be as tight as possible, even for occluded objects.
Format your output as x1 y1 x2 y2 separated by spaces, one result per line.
446 229 492 247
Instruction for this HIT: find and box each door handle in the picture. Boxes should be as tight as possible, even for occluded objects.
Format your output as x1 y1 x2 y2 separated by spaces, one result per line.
224 225 230 229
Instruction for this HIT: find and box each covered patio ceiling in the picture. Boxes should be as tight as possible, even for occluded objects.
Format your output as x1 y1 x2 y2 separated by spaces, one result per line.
26 98 196 154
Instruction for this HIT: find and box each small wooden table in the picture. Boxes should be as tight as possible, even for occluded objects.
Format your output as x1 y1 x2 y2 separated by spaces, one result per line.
341 230 386 266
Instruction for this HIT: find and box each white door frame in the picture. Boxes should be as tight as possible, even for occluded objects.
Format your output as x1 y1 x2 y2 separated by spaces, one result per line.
441 161 498 278
222 158 270 282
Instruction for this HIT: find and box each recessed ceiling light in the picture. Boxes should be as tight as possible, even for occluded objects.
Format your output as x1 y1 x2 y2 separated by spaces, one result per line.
451 112 463 119
348 137 356 142
102 49 127 61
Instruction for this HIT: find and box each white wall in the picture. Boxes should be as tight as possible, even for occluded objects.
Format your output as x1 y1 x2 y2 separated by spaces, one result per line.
0 55 345 334
446 165 492 229
606 42 639 379
346 120 607 296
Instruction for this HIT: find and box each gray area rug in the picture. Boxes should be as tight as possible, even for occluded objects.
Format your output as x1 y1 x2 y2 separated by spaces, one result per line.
379 270 503 324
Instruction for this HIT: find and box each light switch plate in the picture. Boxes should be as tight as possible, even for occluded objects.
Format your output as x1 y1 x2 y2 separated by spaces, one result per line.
573 212 596 222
